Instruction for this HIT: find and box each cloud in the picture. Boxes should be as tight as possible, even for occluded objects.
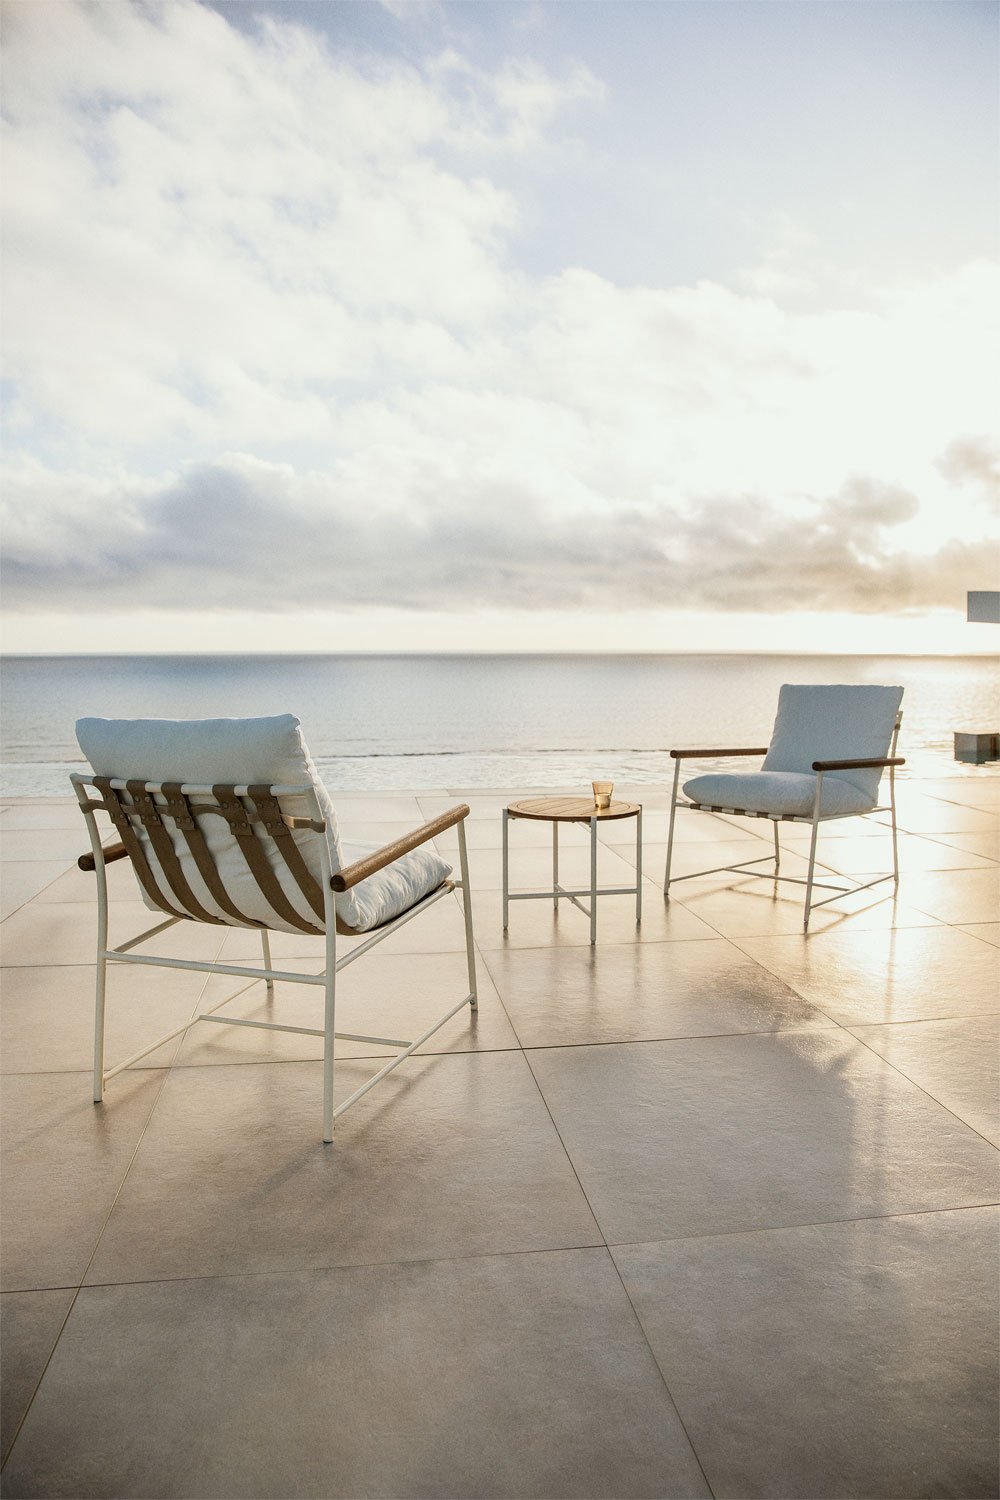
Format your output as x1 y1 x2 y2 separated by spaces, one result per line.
1 452 989 617
1 0 998 629
935 436 1000 502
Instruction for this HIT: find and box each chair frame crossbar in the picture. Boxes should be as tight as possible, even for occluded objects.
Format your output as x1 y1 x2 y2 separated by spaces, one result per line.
662 713 904 931
72 774 478 1140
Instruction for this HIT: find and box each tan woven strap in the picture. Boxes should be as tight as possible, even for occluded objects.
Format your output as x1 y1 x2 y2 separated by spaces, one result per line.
247 786 326 923
211 785 324 936
125 781 225 926
92 778 189 920
160 784 263 928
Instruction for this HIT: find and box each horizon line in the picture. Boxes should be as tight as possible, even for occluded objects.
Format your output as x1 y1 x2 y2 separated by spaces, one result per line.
2 647 996 662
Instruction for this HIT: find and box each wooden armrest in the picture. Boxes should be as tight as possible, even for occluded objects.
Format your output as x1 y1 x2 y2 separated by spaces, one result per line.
331 805 470 893
78 841 129 872
669 747 769 760
812 756 906 773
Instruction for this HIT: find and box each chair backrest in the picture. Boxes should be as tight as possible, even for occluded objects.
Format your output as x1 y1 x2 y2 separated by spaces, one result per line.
762 685 903 802
75 715 364 935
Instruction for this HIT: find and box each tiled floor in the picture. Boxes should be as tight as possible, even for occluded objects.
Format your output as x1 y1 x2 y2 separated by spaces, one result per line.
1 780 998 1499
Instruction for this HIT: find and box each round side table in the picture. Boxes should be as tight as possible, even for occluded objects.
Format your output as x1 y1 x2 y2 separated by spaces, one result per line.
502 796 642 945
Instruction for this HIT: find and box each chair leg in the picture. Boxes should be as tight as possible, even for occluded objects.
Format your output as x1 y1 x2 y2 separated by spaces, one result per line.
93 854 110 1103
552 821 559 912
773 820 781 874
502 809 510 931
589 816 598 946
322 916 337 1143
261 929 274 1000
803 777 823 932
457 820 478 1010
663 758 682 896
889 763 900 886
93 945 108 1103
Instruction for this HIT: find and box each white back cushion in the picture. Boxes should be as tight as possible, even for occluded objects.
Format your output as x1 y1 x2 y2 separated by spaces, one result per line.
77 714 326 790
762 685 903 801
77 715 351 932
76 717 341 936
76 715 451 933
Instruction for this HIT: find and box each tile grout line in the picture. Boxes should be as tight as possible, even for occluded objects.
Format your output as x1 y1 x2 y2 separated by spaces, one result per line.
602 1245 719 1500
0 946 220 1477
7 1200 998 1300
844 1029 1000 1152
497 919 723 1499
598 1199 1000 1253
0 1286 83 1475
1 931 229 1468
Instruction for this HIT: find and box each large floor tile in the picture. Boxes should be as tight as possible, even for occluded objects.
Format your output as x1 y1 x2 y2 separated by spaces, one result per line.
213 890 475 962
669 872 939 939
600 812 771 846
330 795 425 822
337 820 430 847
613 1207 999 1500
633 836 820 876
899 866 1000 925
528 1031 999 1245
849 1015 1000 1145
85 1052 600 1285
476 880 719 950
0 901 225 968
738 925 1000 1025
5 1250 710 1499
466 841 639 892
176 950 516 1065
884 800 999 835
1 1289 75 1462
0 800 94 830
30 857 142 905
912 778 1000 808
924 829 1000 861
780 829 996 874
959 922 1000 946
484 938 836 1048
418 793 537 818
1 1070 165 1291
0 962 207 1075
0 830 96 862
436 817 593 851
1 863 73 919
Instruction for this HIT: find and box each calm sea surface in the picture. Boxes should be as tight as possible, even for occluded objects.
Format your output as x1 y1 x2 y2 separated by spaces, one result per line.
1 653 997 796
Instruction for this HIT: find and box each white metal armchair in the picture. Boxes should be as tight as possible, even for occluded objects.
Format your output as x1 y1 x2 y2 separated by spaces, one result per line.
663 685 905 930
73 714 477 1141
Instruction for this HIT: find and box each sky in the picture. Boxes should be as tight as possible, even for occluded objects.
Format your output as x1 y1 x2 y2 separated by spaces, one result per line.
1 0 998 655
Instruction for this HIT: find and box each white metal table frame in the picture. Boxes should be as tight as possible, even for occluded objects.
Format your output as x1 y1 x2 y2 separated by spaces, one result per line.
502 798 642 945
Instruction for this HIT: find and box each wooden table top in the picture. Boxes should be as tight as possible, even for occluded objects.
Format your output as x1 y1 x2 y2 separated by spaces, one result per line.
506 796 641 823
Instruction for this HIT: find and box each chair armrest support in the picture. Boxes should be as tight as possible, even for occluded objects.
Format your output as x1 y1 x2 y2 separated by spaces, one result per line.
669 747 769 760
331 805 470 893
78 841 129 872
812 756 906 773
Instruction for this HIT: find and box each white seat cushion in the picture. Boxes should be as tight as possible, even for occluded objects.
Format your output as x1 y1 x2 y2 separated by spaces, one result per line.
683 770 876 818
76 715 451 934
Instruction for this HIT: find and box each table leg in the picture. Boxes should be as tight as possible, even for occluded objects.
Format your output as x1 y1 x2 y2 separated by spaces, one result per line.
502 809 509 931
552 821 559 910
635 808 643 924
590 816 598 945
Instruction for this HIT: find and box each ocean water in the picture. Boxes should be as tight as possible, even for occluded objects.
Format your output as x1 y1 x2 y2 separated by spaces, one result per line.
1 653 997 797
